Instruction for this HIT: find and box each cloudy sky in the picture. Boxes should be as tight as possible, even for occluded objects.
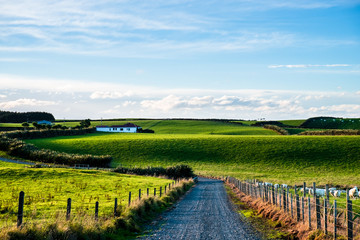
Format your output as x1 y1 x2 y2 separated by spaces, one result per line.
0 0 359 120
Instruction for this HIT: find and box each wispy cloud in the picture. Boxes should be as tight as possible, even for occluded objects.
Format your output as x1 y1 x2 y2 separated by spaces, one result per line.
0 98 57 110
268 64 351 69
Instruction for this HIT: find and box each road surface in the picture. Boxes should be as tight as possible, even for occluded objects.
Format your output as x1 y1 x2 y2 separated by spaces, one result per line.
140 178 261 240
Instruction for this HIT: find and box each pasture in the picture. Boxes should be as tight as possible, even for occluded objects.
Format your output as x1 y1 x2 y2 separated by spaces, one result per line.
26 133 360 186
0 162 172 226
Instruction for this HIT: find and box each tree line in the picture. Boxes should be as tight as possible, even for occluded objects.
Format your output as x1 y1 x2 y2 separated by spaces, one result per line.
0 111 55 123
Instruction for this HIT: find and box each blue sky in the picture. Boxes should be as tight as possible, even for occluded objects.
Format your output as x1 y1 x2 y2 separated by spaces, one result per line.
0 0 359 120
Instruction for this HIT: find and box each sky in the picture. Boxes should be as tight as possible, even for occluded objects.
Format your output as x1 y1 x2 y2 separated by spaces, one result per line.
0 0 359 120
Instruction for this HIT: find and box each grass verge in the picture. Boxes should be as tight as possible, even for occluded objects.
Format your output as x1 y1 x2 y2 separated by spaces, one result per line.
0 179 194 240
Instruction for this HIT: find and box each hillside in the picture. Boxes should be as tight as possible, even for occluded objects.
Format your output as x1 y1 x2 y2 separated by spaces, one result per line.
26 133 360 186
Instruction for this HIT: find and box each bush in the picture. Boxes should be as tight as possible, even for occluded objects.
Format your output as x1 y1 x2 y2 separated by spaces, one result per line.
113 165 195 179
263 125 289 135
300 129 360 135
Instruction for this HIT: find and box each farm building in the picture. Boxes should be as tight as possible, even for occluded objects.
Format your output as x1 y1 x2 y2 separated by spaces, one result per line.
96 123 142 133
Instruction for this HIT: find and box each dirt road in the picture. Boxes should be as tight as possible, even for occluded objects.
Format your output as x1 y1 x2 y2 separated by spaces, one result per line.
140 178 261 240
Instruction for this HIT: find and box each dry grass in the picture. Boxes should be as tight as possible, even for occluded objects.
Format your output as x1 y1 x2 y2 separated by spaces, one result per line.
0 179 194 240
225 182 339 240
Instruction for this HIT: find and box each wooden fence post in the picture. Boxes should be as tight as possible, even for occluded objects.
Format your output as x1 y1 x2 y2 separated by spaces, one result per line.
325 184 329 204
302 197 305 223
147 188 149 197
139 189 141 200
287 187 289 213
291 193 293 218
334 200 337 240
128 192 131 206
154 188 156 196
303 182 306 197
114 198 118 217
308 196 311 229
347 200 353 240
160 187 162 197
165 185 167 194
283 189 286 211
313 182 316 204
316 196 321 230
17 191 25 227
66 198 71 220
324 198 328 235
95 201 99 221
296 194 300 221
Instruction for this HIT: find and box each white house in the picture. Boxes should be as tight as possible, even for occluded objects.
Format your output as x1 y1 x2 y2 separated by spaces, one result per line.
96 123 142 133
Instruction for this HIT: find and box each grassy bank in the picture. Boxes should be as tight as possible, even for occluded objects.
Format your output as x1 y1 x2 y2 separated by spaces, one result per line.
26 133 360 186
0 164 172 227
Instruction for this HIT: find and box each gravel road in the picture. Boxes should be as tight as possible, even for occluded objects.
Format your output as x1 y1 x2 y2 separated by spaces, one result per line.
140 177 261 240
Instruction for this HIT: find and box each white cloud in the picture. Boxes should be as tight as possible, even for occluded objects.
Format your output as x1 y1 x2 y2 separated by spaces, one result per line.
123 101 137 107
268 64 351 69
90 91 134 99
0 98 57 110
310 104 360 113
0 94 6 99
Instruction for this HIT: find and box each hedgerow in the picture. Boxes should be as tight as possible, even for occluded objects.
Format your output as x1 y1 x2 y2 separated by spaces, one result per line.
300 129 360 135
263 125 289 135
0 128 112 167
113 165 195 179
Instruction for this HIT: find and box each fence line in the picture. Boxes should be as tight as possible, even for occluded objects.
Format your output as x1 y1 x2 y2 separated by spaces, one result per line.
0 179 187 228
226 177 360 240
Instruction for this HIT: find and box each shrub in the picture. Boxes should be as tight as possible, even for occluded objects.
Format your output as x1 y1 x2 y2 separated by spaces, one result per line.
113 165 195 179
300 129 360 135
263 125 289 135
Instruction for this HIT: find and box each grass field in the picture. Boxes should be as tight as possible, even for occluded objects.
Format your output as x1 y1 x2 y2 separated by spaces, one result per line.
0 162 172 226
26 133 360 186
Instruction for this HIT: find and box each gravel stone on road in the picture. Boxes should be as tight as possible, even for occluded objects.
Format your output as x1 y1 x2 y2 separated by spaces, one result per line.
140 177 262 240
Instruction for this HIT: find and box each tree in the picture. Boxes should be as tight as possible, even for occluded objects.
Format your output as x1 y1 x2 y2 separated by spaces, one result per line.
80 119 91 128
22 122 29 130
32 122 40 129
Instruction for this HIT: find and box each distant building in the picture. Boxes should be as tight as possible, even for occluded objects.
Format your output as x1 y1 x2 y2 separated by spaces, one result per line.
37 120 53 125
96 123 142 133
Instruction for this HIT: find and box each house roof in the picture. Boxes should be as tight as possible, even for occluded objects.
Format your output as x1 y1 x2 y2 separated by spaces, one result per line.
96 123 141 128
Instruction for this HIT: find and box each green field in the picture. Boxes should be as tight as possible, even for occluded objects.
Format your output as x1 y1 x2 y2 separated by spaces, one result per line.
26 133 360 186
0 162 172 226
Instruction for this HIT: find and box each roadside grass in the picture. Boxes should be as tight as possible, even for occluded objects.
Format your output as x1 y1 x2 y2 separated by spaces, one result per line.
26 133 360 186
225 185 291 240
0 166 172 227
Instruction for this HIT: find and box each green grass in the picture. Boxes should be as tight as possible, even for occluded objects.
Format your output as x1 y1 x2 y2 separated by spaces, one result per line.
26 133 360 186
56 119 277 135
278 119 306 127
0 166 172 226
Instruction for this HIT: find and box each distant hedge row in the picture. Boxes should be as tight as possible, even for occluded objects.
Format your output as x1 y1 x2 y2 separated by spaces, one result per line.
263 125 289 135
0 128 96 139
0 110 55 123
113 165 195 179
0 128 112 167
300 129 360 135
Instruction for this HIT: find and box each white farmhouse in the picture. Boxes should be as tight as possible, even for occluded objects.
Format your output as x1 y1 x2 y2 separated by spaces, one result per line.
96 123 142 133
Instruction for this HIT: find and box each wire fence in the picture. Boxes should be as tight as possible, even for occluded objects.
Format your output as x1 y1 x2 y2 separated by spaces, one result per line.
226 177 360 240
1 180 182 228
